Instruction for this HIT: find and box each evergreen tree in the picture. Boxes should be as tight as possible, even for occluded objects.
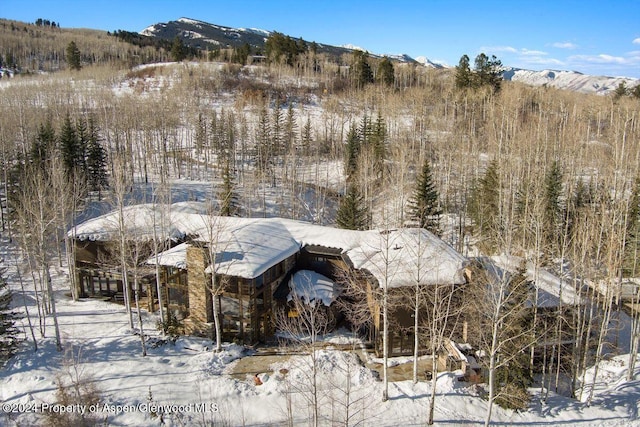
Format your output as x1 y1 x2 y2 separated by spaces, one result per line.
232 43 251 65
66 41 81 71
85 116 108 195
494 263 534 410
370 113 387 180
473 53 503 92
378 56 395 87
344 124 360 178
285 103 297 153
0 268 19 363
75 116 89 175
195 112 208 154
455 54 472 89
543 160 564 249
352 50 374 89
30 119 56 170
170 37 187 62
300 116 312 155
59 114 83 180
256 106 272 174
468 160 501 252
336 184 369 230
272 101 284 156
407 158 442 234
613 81 629 100
219 158 239 216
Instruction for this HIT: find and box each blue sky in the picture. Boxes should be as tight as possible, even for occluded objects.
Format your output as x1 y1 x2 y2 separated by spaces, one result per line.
3 0 640 78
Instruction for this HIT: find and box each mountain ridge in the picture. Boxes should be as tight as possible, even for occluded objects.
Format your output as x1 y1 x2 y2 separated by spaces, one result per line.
139 16 638 95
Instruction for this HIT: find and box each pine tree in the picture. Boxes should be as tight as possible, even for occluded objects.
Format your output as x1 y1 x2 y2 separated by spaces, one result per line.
544 160 564 249
352 50 374 89
256 106 272 174
30 119 56 170
59 114 83 180
407 158 442 234
301 116 312 156
285 103 297 153
85 116 108 195
272 101 284 156
370 113 387 180
613 81 629 100
378 56 395 87
195 113 208 154
170 37 187 62
473 53 503 92
494 263 533 410
219 157 239 216
75 116 89 175
66 41 81 71
0 268 19 363
336 184 369 230
344 124 360 178
455 54 472 89
469 160 501 252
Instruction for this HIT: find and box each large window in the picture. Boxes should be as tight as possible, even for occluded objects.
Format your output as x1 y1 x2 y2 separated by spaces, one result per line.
81 272 121 297
168 285 189 308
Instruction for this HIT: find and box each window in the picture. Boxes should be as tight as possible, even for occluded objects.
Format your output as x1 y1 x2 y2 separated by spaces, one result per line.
168 285 189 308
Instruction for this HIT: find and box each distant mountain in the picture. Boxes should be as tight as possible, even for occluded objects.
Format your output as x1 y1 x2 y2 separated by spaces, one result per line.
141 17 369 60
413 56 446 69
141 17 638 95
140 17 271 50
140 17 423 64
502 67 638 95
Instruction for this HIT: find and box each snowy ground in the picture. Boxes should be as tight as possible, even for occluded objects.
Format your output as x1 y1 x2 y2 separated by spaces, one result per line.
1 255 639 426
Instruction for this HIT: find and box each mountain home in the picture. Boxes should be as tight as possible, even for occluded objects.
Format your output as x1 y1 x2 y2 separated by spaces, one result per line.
69 202 469 353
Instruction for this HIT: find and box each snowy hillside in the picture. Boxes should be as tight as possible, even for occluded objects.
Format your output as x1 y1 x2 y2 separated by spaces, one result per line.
502 67 639 95
140 17 272 50
414 56 447 69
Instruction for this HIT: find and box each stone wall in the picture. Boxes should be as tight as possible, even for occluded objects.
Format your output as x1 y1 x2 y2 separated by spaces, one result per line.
184 245 212 336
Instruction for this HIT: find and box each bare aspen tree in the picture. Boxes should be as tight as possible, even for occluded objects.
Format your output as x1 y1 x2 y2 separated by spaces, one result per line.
13 158 66 351
151 180 171 329
586 187 629 406
124 236 150 357
465 258 534 427
275 279 332 427
111 152 135 329
426 279 462 425
201 208 234 353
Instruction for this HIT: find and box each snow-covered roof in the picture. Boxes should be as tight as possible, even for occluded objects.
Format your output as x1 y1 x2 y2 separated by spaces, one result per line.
475 255 582 307
288 270 339 307
201 218 301 279
71 203 467 287
69 201 210 242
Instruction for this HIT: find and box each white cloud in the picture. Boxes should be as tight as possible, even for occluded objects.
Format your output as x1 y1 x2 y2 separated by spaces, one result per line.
570 54 628 64
633 38 640 45
480 46 518 54
552 42 578 49
522 57 565 66
521 49 548 56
